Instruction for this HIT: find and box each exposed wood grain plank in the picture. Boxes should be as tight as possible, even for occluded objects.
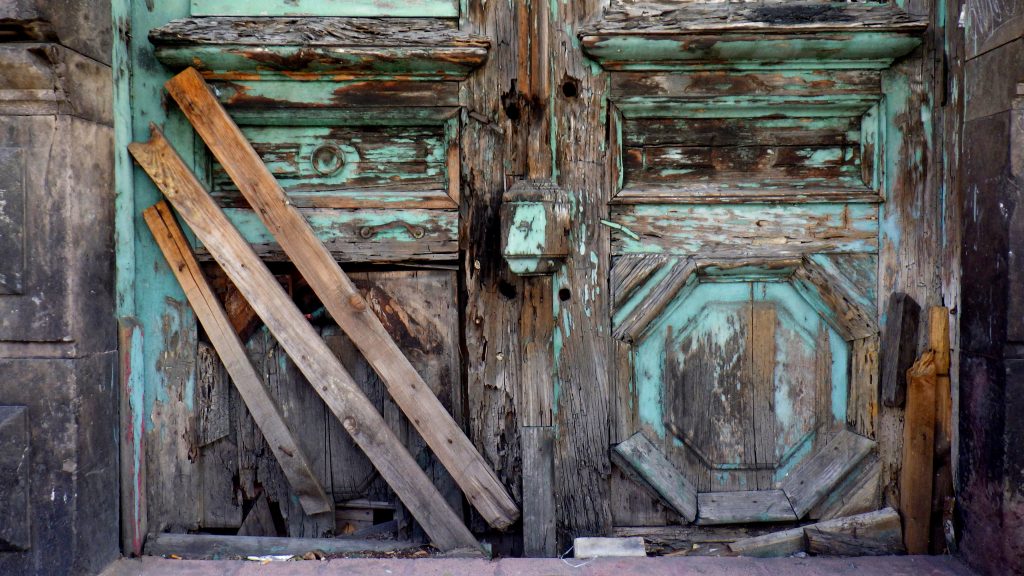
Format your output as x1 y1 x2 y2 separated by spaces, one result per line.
164 67 518 531
805 507 904 556
144 201 332 518
130 128 480 553
196 344 243 530
613 258 696 343
880 293 921 408
611 255 669 312
520 277 554 427
781 429 875 519
928 306 953 554
522 427 556 557
752 303 777 491
809 453 882 521
611 71 881 99
791 257 878 341
849 335 880 438
696 490 797 525
899 350 937 554
611 432 698 522
189 1 459 19
144 532 418 559
728 527 805 558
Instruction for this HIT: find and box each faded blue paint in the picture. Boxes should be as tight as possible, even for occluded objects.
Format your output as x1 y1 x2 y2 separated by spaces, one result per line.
830 328 849 423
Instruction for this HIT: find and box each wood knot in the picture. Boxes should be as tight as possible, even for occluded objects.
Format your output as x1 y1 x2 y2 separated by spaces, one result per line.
348 293 367 311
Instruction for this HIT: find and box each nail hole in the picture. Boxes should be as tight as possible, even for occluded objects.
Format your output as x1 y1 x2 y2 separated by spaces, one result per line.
562 79 579 98
559 288 571 301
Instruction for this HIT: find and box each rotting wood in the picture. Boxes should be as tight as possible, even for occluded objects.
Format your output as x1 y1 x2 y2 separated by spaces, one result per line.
163 67 519 531
143 200 332 518
130 127 480 553
144 532 418 559
522 427 556 557
899 350 937 554
880 293 921 408
805 507 904 556
611 432 697 522
237 493 277 537
781 429 875 519
728 527 805 558
695 490 797 526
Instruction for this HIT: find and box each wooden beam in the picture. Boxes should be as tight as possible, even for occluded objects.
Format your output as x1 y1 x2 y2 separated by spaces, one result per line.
611 432 698 522
144 532 418 559
143 200 333 519
521 427 556 557
164 67 519 531
129 127 480 553
899 350 937 554
805 507 904 556
880 292 920 408
695 490 797 525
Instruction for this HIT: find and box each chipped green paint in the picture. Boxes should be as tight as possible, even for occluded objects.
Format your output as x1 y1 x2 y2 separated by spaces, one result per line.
190 0 459 17
599 219 639 241
503 203 548 274
616 94 879 119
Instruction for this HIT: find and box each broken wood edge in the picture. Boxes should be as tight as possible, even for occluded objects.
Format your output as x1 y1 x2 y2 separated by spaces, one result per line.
729 507 904 558
129 125 483 554
142 200 334 518
164 67 519 531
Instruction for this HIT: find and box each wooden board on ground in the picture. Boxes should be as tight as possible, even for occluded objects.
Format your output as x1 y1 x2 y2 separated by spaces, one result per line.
130 127 480 553
164 67 518 531
611 431 698 522
144 532 418 559
805 507 904 556
728 527 805 558
696 490 797 525
880 292 920 408
899 350 937 554
781 429 875 518
143 200 333 519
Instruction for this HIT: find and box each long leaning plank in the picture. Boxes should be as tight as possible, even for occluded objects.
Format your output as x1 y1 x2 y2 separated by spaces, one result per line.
129 126 480 553
164 67 518 530
611 432 697 522
143 201 333 519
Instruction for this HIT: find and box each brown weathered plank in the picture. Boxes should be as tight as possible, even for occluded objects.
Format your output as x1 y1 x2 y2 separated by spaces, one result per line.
809 453 882 521
728 527 805 558
144 532 418 559
849 335 880 438
805 507 904 556
611 432 697 522
522 426 556 557
696 490 797 525
899 350 937 554
613 258 696 342
195 343 243 530
781 429 875 519
928 306 953 554
164 67 518 531
880 292 921 408
520 277 554 427
130 128 479 553
143 201 332 518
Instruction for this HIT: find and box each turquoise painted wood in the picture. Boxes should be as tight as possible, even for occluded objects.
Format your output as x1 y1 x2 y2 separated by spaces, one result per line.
191 0 459 17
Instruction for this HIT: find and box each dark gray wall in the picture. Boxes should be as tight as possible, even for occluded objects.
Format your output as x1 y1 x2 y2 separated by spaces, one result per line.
0 0 119 574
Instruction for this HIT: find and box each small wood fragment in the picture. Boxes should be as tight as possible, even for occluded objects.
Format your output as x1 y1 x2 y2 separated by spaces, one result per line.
805 507 904 556
574 537 646 559
611 432 698 522
144 532 417 559
781 429 875 519
728 527 805 558
696 490 797 525
880 292 920 408
899 350 937 554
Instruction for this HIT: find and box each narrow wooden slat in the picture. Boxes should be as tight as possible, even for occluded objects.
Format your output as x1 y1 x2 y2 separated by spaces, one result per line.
522 427 556 557
613 258 696 343
899 350 937 554
695 490 797 525
929 306 954 554
611 432 697 522
805 507 904 556
165 67 519 531
130 128 479 553
781 429 875 518
880 293 921 408
520 277 554 427
728 527 805 558
144 532 418 559
143 200 332 518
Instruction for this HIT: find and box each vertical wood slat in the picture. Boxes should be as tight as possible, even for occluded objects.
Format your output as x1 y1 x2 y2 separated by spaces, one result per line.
880 292 921 408
522 427 557 557
130 129 480 553
163 67 519 531
143 201 333 518
898 350 937 554
928 306 953 554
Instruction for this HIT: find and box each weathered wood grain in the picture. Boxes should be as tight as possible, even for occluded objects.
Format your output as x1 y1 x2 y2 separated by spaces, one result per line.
928 306 953 554
899 350 937 554
781 429 875 519
849 335 880 438
144 201 333 518
190 0 458 18
522 427 556 557
611 255 669 312
165 67 517 531
728 527 806 558
520 277 554 427
880 293 921 408
237 494 277 537
611 432 697 523
809 453 882 521
611 71 881 100
791 257 878 341
129 127 479 553
144 532 418 559
613 258 696 342
696 490 797 526
805 507 904 556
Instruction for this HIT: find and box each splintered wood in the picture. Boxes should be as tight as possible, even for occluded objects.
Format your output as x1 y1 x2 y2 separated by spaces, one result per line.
163 67 519 531
143 200 333 519
129 127 480 553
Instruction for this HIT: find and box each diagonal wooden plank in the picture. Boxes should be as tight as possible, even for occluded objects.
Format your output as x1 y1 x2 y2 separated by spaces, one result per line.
143 200 333 519
611 432 697 522
129 127 480 553
781 428 875 519
164 67 518 531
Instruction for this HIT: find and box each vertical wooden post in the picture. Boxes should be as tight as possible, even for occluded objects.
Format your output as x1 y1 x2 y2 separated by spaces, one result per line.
899 350 937 554
928 306 954 553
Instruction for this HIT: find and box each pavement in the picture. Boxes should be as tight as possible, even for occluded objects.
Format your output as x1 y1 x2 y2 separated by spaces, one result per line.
101 555 978 576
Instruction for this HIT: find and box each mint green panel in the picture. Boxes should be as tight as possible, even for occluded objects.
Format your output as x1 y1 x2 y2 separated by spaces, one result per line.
191 0 459 17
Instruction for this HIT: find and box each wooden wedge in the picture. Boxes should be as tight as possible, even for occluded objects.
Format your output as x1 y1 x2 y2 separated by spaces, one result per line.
129 126 481 553
164 66 519 530
143 200 333 519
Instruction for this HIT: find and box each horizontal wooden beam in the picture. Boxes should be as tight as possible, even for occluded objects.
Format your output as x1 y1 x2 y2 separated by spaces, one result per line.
144 532 418 559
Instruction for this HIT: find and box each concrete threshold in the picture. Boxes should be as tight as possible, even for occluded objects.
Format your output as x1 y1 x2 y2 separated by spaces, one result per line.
102 555 977 576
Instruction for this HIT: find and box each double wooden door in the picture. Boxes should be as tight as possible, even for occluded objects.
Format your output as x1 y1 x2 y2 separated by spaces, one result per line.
120 0 933 553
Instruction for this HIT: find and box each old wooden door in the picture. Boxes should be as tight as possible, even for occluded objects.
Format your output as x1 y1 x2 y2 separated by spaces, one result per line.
116 0 938 556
